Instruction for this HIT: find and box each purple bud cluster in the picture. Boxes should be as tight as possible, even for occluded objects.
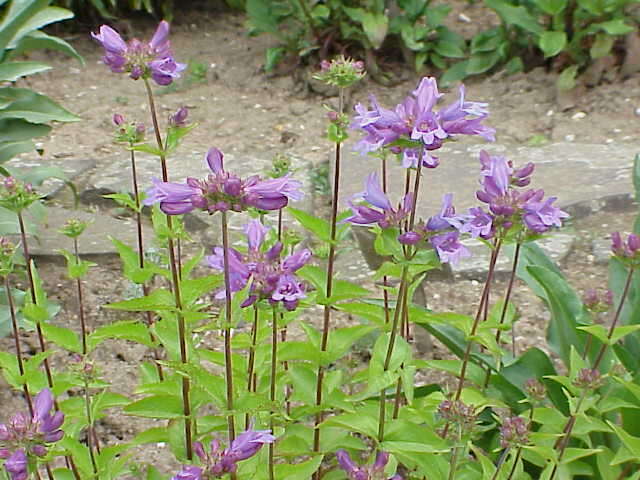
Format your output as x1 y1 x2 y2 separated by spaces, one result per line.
92 21 186 85
316 56 366 88
172 429 275 479
336 450 402 480
437 399 477 439
0 390 64 480
144 148 304 215
169 106 189 128
611 232 640 260
499 416 529 449
573 368 604 390
206 219 311 310
582 288 613 313
113 114 145 144
352 77 495 168
0 177 39 213
524 378 547 403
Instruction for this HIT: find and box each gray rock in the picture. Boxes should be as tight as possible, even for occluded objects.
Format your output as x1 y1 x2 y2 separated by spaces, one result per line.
6 156 97 198
25 206 151 258
338 142 639 221
591 237 613 265
452 233 575 279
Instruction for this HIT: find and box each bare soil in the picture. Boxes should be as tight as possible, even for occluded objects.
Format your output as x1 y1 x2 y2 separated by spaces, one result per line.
1 7 639 477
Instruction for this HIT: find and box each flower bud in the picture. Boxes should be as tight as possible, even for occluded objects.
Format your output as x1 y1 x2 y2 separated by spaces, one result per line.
398 231 421 245
169 106 189 127
524 378 546 402
573 367 604 390
113 113 125 126
499 416 529 448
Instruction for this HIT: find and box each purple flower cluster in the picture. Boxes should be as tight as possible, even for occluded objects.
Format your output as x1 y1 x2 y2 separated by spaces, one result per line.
0 390 64 480
144 148 304 215
345 172 413 228
172 429 275 479
463 150 568 238
336 450 402 480
91 21 186 85
352 77 495 168
206 219 311 310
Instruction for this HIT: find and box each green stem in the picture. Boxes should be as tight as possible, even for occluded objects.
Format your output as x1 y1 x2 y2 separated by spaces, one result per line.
143 77 192 459
246 305 259 430
83 377 98 477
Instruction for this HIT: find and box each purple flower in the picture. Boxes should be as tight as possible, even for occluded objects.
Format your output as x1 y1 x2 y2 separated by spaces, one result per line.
345 172 412 229
426 194 465 231
611 232 640 258
92 21 186 85
170 106 189 127
177 430 275 478
336 450 401 480
460 207 493 239
206 219 311 308
4 449 27 480
522 190 568 233
398 231 421 245
171 465 203 480
145 148 304 215
351 77 494 167
430 231 471 265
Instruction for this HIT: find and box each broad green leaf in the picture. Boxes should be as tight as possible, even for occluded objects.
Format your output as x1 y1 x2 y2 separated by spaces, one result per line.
0 139 35 163
124 395 184 419
535 0 567 14
557 65 579 91
88 320 156 351
288 207 331 242
264 46 284 72
0 61 50 82
0 0 49 52
485 0 544 34
0 87 80 123
105 289 174 312
6 6 74 49
322 412 379 439
274 456 323 479
466 51 502 75
434 40 465 58
440 61 469 86
595 19 634 35
538 31 566 57
590 33 614 59
41 323 81 353
362 12 388 49
8 30 83 63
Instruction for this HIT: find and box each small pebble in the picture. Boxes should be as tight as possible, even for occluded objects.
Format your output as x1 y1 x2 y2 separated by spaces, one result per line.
458 13 471 22
572 111 586 120
546 109 554 116
565 134 576 142
606 138 614 144
635 107 640 116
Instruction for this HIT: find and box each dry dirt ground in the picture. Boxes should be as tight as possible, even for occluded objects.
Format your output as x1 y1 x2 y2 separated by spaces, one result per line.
1 6 639 477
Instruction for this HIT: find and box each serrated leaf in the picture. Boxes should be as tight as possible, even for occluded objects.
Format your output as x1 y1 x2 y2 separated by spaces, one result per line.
88 320 156 351
41 323 81 353
124 395 184 419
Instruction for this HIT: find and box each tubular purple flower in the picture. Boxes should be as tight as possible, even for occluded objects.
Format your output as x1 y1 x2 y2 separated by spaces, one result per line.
206 147 224 173
170 106 189 127
522 193 568 233
143 178 199 214
149 57 187 86
206 247 250 299
336 450 362 477
149 21 170 55
426 193 465 231
372 451 390 472
283 249 312 272
245 219 270 251
171 465 203 480
398 231 421 245
430 231 471 265
346 173 411 228
362 172 392 210
4 449 27 480
225 429 275 462
271 274 306 307
460 207 493 239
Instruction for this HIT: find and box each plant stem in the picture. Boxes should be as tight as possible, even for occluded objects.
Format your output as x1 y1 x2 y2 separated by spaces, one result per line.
313 86 345 466
269 307 278 480
143 78 192 459
130 148 164 381
484 242 521 389
246 305 259 430
549 267 634 480
4 274 33 415
448 444 460 480
381 155 390 325
73 238 88 355
17 211 54 391
453 240 502 402
83 377 98 476
221 211 236 442
276 211 292 415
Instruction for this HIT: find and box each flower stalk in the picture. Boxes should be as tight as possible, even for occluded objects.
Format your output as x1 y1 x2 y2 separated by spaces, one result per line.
269 306 279 480
221 211 236 442
142 77 192 459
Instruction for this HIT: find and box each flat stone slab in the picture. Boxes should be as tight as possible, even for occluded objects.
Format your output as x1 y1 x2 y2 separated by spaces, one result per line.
24 206 150 258
452 233 575 279
5 156 97 198
339 142 639 219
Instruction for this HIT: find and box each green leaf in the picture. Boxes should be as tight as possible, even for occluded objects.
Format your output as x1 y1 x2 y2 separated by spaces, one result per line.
0 87 80 124
557 65 579 91
124 395 184 419
274 456 323 479
59 249 95 279
0 139 36 163
434 41 465 58
440 61 469 86
288 207 331 243
0 62 50 82
0 0 49 52
105 289 174 312
534 0 567 15
88 320 156 351
538 31 567 58
6 6 74 49
111 238 154 284
590 33 614 59
485 0 544 35
264 46 284 72
246 0 281 35
595 19 634 35
41 323 81 353
466 51 502 75
322 411 379 439
362 12 389 49
8 30 83 64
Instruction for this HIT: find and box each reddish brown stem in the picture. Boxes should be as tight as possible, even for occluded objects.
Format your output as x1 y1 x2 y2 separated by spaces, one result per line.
221 211 236 442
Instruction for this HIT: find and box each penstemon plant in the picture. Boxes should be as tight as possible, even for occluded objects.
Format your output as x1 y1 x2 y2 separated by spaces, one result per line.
1 17 640 480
